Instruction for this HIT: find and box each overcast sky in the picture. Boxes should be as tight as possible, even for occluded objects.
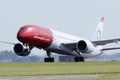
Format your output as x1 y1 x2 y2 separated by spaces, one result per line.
0 0 120 56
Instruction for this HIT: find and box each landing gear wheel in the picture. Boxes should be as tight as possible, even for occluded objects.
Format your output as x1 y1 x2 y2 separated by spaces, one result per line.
74 57 84 62
79 57 84 62
74 57 80 62
44 51 54 62
44 57 54 62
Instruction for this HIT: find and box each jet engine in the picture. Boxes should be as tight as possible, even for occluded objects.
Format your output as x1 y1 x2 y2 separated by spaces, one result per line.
77 40 95 53
14 43 30 56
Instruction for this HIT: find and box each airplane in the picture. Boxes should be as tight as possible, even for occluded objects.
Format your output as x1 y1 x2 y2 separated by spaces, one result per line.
1 17 120 62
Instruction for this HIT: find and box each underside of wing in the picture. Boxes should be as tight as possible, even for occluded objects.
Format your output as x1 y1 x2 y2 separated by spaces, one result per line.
62 43 77 50
62 38 120 52
102 47 120 51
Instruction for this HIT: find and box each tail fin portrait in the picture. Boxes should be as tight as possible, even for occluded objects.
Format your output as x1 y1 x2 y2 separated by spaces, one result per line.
91 17 105 41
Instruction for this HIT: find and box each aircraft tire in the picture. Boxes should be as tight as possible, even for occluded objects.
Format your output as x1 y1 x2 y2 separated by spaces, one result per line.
79 57 84 62
74 57 84 62
44 57 54 62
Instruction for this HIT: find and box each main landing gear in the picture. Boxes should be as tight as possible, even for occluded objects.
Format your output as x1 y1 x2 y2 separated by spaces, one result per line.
44 51 54 62
44 51 84 62
74 57 84 62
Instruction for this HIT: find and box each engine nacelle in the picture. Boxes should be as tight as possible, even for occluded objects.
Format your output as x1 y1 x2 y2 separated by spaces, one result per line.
14 43 30 56
77 40 94 53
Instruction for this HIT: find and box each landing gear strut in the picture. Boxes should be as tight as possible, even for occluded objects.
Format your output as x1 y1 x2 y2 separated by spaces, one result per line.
74 57 84 62
44 51 54 62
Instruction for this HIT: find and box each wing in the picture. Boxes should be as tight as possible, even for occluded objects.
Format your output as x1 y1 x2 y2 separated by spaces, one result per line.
92 38 120 45
0 41 15 45
62 38 120 51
